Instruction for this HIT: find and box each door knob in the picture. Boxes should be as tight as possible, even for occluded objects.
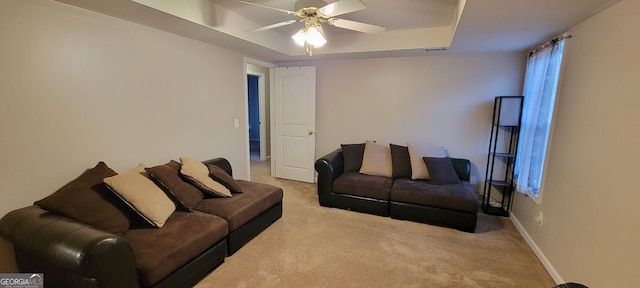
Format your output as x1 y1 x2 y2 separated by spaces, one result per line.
308 131 314 136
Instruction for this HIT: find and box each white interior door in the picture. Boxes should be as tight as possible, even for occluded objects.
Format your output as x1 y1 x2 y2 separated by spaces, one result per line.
272 66 316 183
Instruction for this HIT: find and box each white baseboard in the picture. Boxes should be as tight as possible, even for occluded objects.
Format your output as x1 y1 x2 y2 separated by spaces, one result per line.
510 214 564 285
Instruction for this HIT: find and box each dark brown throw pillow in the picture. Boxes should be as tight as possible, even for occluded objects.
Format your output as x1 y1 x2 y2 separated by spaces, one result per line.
341 143 366 173
390 144 412 179
34 162 131 235
207 164 243 193
146 160 204 211
423 157 462 185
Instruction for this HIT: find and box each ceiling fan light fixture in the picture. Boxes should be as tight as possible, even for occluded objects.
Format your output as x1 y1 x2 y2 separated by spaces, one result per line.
291 23 327 48
306 24 327 47
292 29 307 46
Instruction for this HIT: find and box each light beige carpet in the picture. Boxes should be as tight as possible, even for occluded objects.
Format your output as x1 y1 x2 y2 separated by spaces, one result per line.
195 160 555 288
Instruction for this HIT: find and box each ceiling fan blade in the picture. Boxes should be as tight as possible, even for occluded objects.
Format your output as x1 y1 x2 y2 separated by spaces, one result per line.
248 19 298 32
318 0 366 17
329 18 385 34
238 0 297 15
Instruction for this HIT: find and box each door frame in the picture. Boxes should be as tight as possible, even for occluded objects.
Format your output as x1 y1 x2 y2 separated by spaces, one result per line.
243 57 276 179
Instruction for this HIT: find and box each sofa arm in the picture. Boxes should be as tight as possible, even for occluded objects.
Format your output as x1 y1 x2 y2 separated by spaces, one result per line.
0 206 139 288
314 148 344 206
203 158 233 176
450 158 471 182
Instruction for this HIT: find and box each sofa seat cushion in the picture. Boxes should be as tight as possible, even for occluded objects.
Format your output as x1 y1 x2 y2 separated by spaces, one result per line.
195 180 283 231
390 179 478 213
333 172 393 201
122 211 228 287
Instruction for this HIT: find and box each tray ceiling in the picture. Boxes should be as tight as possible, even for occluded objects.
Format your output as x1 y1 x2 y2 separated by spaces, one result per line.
54 0 620 62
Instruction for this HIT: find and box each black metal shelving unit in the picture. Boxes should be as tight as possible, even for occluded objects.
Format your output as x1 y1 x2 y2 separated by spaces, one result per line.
482 96 523 216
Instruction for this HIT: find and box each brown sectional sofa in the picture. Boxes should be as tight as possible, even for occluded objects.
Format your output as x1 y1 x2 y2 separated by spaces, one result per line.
0 158 282 288
315 144 478 232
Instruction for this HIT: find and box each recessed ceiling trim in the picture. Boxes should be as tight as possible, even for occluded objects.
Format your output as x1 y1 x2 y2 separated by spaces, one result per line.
131 0 299 54
50 0 620 62
451 0 467 39
130 0 464 56
320 26 454 54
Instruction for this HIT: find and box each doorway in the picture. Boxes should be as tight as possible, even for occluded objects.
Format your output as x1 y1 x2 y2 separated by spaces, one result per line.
244 61 317 183
246 61 272 180
247 74 260 160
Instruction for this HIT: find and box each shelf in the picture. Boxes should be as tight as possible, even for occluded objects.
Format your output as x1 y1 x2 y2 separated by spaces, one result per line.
482 96 523 217
489 152 515 158
493 124 520 128
482 205 510 217
489 180 509 187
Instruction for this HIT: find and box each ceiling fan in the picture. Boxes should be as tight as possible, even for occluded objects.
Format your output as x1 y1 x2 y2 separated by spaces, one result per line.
239 0 385 55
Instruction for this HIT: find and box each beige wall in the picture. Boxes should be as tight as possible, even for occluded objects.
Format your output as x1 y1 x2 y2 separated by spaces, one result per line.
284 53 526 184
0 0 250 269
8 1 632 285
511 0 640 286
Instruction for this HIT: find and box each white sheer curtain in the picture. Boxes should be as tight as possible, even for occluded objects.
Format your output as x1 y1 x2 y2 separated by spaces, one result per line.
515 37 567 196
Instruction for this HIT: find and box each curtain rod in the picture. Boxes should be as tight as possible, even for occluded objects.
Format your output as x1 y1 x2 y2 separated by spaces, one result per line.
528 32 572 57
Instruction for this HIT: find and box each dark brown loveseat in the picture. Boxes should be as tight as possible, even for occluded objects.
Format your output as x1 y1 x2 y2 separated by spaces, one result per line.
315 145 478 232
0 158 282 288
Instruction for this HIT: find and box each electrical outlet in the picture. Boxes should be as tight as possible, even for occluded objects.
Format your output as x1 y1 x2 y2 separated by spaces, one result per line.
534 211 544 226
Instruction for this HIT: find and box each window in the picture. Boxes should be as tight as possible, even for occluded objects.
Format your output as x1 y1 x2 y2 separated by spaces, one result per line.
515 35 568 199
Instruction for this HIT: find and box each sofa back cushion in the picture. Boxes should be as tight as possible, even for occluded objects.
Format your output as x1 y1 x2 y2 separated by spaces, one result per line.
340 143 365 173
180 157 232 198
146 160 204 211
35 161 131 235
207 164 243 193
104 164 176 228
408 143 448 180
359 140 393 177
423 157 462 185
390 144 412 179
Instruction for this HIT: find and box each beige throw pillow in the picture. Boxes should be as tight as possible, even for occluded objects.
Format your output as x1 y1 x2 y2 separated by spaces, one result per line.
180 157 232 198
408 143 448 180
359 140 393 177
103 164 176 228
